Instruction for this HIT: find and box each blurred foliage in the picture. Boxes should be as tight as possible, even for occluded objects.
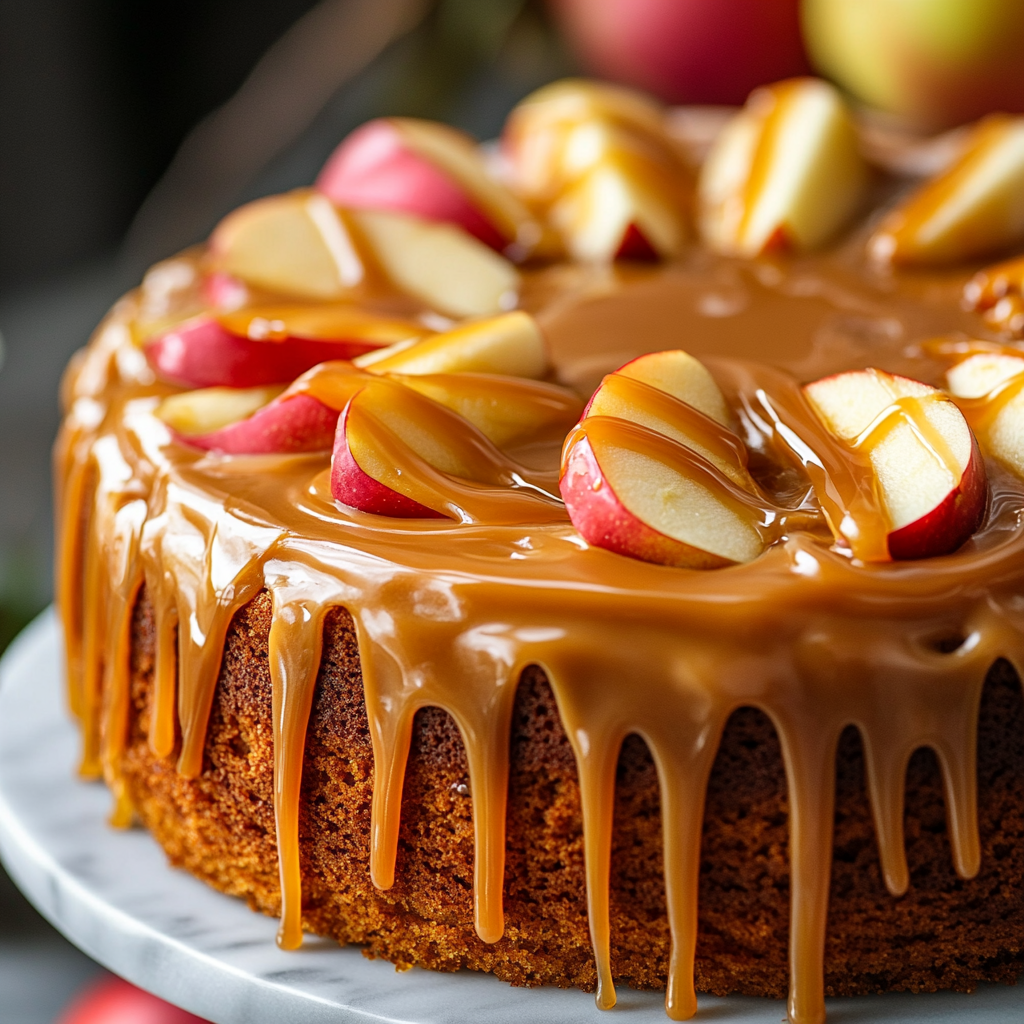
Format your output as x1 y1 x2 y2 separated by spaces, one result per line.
380 0 574 125
0 552 45 656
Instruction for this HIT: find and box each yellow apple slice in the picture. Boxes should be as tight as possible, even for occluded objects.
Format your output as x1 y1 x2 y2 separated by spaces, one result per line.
698 77 867 256
947 351 1024 477
868 115 1024 267
354 311 546 378
209 190 364 300
351 209 519 318
156 386 284 436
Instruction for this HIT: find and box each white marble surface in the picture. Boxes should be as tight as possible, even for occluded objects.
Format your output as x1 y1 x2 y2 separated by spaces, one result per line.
0 610 1021 1024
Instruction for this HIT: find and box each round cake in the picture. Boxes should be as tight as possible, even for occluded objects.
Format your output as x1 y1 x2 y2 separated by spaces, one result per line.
55 79 1024 1024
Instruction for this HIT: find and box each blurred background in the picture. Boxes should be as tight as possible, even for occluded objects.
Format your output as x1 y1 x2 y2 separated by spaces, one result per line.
1 1 1023 1021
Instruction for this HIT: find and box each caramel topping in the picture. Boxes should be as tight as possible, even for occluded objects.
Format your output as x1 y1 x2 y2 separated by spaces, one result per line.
57 248 1024 1024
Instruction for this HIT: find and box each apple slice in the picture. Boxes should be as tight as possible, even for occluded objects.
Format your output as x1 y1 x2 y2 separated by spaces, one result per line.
157 387 338 454
349 209 519 318
584 372 755 491
803 369 986 560
560 417 766 569
316 117 542 257
209 190 364 300
698 77 867 256
613 349 733 426
503 80 689 262
393 373 583 447
144 308 423 388
964 255 1024 338
330 378 536 516
354 311 546 378
868 115 1024 267
947 351 1024 478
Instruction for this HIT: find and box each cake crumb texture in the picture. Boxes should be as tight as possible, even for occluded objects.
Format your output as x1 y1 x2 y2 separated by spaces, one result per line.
121 588 1024 997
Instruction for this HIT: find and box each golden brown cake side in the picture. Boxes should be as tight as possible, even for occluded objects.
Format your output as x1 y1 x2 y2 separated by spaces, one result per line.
121 587 1024 998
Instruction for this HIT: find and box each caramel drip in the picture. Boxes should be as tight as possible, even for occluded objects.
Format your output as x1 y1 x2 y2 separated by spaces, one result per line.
55 258 1024 1024
713 362 893 560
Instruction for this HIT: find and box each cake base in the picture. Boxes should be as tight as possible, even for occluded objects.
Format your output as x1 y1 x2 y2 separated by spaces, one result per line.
2 611 1023 1022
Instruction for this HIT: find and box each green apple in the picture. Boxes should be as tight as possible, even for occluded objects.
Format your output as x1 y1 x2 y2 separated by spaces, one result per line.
802 0 1024 128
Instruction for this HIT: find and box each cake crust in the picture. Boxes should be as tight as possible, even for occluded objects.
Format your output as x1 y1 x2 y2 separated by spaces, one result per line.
122 587 1024 998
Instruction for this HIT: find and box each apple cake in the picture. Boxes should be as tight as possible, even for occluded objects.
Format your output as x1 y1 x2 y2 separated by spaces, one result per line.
56 78 1024 1023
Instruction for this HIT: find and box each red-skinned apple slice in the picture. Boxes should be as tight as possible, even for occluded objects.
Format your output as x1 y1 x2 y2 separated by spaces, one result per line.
583 371 755 490
157 387 339 454
330 379 562 520
947 351 1024 478
559 416 767 568
610 349 734 425
144 308 422 388
803 368 986 560
503 80 690 263
316 118 542 257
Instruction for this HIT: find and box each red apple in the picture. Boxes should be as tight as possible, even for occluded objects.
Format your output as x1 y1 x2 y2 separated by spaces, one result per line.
803 0 1024 130
316 118 542 257
165 391 340 455
549 0 810 106
57 975 209 1024
559 416 766 568
803 368 987 560
144 309 419 389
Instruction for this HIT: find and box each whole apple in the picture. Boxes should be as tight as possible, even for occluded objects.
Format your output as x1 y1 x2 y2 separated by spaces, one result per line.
58 976 209 1024
803 0 1024 128
549 0 811 105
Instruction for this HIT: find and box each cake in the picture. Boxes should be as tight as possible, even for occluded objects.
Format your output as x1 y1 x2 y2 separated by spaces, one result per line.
55 79 1024 1024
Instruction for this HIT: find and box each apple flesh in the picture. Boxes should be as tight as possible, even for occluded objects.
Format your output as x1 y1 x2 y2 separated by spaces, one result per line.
947 351 1024 478
698 77 867 256
144 309 419 389
584 370 755 490
550 0 810 106
158 388 339 455
803 369 987 560
503 80 690 262
330 379 523 516
613 349 733 425
560 419 765 568
350 208 519 319
802 0 1024 130
355 311 546 378
209 191 364 300
868 115 1024 267
316 117 540 257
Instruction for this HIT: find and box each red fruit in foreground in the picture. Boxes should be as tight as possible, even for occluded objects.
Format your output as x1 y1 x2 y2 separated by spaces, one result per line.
58 976 209 1024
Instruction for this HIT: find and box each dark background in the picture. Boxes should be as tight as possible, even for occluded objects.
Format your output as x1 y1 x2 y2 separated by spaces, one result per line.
0 3 571 1020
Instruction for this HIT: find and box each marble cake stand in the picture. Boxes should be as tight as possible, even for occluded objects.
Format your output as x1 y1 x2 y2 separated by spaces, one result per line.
1 610 1021 1024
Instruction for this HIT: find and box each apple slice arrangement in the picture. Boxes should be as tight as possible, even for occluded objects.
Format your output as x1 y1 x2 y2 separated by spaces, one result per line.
135 75 1024 562
560 353 990 567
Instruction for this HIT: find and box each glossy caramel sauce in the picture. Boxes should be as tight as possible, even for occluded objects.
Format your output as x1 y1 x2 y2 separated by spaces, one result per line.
56 240 1024 1024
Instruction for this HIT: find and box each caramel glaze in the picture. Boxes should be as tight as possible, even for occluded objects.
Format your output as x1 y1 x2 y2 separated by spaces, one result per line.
56 242 1024 1024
